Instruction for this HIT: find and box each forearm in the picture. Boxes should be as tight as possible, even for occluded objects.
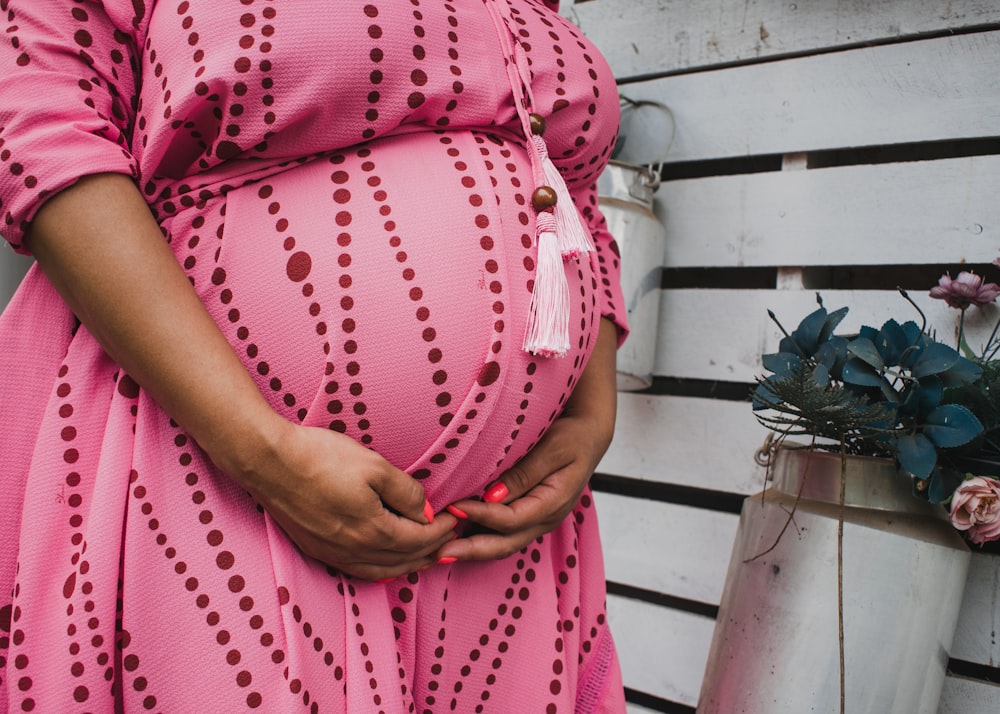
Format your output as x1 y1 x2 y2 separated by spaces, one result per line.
563 317 618 443
26 173 280 477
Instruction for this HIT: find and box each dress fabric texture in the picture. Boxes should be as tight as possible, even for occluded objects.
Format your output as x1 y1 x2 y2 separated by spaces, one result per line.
0 1 628 712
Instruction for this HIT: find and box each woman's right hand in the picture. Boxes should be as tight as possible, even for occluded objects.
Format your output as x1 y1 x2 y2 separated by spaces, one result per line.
224 416 458 580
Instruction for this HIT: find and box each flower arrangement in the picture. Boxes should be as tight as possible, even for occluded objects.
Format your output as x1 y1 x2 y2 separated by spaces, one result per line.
753 268 1000 545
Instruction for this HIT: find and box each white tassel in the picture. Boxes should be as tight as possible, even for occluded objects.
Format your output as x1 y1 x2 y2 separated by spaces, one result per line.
522 211 571 358
531 134 594 258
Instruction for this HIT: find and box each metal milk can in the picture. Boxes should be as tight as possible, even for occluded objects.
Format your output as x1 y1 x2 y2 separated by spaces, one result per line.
597 160 667 391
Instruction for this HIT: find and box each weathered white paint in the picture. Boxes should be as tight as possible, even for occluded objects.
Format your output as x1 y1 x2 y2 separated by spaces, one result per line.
607 594 714 707
608 31 1000 164
951 552 1000 667
661 155 1000 268
655 289 1000 383
564 0 1000 79
594 491 739 603
601 392 769 492
938 675 1000 713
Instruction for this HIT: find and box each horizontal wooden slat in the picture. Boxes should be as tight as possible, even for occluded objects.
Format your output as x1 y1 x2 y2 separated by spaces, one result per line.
952 552 1000 667
654 288 1000 383
601 393 770 493
938 674 1000 713
594 491 738 603
607 594 714 707
566 0 1000 80
605 31 1000 164
657 156 1000 268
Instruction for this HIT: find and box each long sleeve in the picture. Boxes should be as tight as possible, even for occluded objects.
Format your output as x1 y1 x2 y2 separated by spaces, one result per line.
0 1 150 252
576 181 629 346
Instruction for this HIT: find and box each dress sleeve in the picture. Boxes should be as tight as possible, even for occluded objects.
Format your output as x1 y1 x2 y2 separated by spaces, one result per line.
0 1 150 253
575 181 629 347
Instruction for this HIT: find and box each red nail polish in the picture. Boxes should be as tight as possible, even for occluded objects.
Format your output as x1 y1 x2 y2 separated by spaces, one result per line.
446 505 468 519
423 499 435 523
377 577 394 584
483 482 509 503
437 556 457 565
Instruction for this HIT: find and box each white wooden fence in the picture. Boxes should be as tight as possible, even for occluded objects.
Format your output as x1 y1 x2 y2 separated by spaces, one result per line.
562 0 1000 711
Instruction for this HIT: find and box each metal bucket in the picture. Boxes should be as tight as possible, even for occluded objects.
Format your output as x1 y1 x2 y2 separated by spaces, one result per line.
698 447 971 713
597 160 666 391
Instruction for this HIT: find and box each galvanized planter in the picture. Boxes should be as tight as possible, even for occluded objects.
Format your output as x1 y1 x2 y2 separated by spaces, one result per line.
597 160 666 391
699 447 971 714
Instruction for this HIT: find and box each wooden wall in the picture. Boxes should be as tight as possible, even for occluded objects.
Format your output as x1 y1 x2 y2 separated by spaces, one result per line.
562 1 1000 711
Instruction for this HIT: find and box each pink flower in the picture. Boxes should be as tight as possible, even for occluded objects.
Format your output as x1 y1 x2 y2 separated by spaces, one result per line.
950 476 1000 544
929 271 1000 309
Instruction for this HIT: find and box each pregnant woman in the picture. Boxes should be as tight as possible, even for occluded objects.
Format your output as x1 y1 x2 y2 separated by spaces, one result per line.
0 1 627 711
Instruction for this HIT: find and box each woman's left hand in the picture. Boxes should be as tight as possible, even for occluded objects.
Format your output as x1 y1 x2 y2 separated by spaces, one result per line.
434 317 619 562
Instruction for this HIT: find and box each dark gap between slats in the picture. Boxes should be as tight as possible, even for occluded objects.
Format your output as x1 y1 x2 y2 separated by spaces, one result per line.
592 473 747 515
656 136 1000 181
607 581 718 620
638 377 754 402
661 263 1000 291
624 687 696 714
948 658 1000 683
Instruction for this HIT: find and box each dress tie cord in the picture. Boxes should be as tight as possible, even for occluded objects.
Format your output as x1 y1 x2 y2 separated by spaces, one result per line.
483 0 594 358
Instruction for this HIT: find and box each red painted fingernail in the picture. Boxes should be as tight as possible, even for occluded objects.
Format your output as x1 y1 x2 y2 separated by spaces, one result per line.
423 499 435 523
437 556 457 565
377 577 394 584
483 482 509 503
446 505 468 519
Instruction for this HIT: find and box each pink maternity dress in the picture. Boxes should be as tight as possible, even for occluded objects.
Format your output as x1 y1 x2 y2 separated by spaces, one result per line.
0 0 628 711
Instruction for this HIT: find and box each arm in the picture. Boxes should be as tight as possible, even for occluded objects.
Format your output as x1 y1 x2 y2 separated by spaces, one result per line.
28 173 458 578
436 315 617 561
5 2 455 579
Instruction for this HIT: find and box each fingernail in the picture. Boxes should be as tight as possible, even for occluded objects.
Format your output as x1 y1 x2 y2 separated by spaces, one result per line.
483 482 509 503
377 577 395 584
437 556 457 565
423 499 435 523
446 505 468 519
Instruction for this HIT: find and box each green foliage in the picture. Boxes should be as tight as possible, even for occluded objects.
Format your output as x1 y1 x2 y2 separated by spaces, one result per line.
754 294 989 503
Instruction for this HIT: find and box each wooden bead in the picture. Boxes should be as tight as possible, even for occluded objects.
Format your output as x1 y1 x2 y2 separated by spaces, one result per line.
528 112 546 136
531 185 558 210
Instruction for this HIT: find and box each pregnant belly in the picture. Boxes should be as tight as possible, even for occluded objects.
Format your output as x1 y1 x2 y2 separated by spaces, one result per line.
180 131 600 504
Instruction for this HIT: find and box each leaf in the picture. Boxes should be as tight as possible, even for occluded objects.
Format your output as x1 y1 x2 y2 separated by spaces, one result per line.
842 357 886 388
876 319 910 366
898 376 942 419
922 404 983 448
911 341 960 378
927 467 967 505
895 433 937 478
818 306 849 344
811 363 830 388
847 337 884 371
761 352 801 378
938 356 983 388
788 306 829 355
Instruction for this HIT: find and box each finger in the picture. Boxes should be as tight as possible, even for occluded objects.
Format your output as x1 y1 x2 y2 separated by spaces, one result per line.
341 554 439 582
484 434 573 502
373 459 433 524
367 507 459 553
445 495 547 534
434 528 539 563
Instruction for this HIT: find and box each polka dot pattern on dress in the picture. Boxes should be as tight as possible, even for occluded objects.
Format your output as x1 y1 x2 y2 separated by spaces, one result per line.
0 1 626 711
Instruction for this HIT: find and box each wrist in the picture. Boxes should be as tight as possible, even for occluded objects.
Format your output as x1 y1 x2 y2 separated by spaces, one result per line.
196 398 291 489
